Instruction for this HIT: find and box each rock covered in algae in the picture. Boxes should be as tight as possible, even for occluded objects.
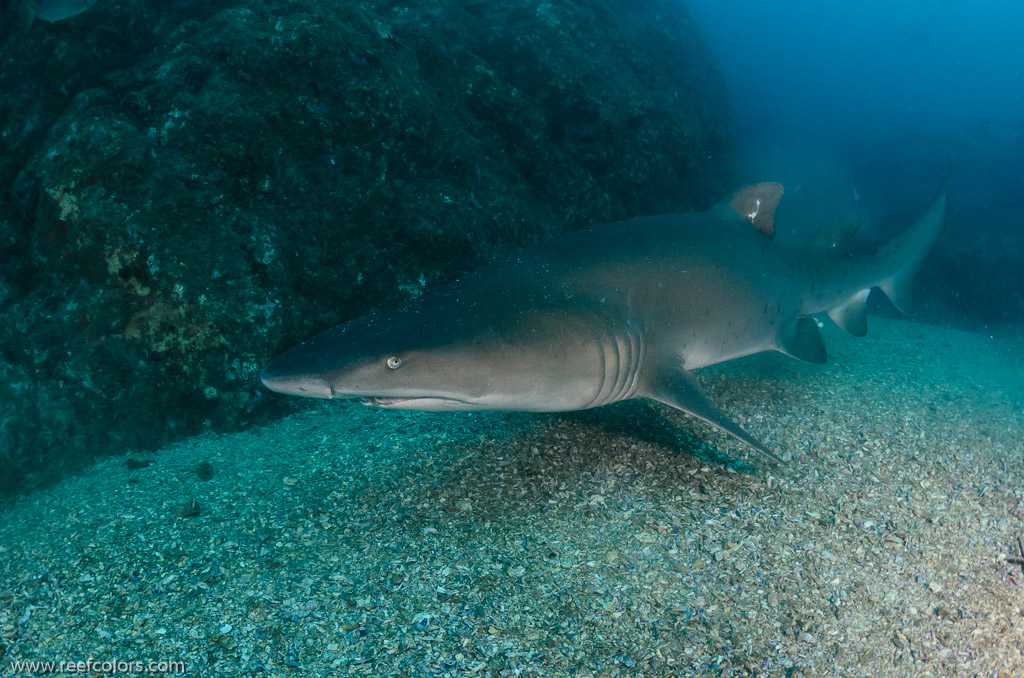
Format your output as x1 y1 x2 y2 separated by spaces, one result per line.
0 0 735 493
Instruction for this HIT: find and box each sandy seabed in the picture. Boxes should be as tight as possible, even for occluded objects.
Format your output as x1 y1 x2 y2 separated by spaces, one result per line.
2 316 1023 677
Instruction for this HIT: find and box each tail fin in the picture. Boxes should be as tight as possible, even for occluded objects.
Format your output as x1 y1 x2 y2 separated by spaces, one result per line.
876 169 950 314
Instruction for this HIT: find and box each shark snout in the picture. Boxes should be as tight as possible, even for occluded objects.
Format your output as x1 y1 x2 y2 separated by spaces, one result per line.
259 349 339 399
260 364 329 398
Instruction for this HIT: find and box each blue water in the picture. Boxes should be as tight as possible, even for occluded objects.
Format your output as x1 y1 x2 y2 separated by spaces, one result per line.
685 0 1024 143
686 0 1024 326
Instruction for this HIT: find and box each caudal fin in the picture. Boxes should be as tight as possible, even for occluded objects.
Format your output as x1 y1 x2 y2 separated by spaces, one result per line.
875 169 950 314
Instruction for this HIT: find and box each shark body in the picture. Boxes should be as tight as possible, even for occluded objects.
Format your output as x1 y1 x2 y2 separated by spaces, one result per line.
35 0 96 22
261 174 949 461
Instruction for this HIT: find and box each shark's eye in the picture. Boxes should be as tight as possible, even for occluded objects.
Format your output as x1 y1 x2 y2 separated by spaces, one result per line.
386 356 403 369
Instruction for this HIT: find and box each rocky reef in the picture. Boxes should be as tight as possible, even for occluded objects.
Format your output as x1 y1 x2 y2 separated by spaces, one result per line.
0 0 735 493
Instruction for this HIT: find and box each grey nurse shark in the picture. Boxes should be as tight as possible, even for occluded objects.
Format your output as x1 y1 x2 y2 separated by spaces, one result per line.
261 173 949 462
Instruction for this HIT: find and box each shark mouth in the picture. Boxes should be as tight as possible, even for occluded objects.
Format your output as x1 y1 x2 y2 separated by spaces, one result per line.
361 396 475 411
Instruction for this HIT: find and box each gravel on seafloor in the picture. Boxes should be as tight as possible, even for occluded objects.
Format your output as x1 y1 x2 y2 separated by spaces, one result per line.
2 317 1023 677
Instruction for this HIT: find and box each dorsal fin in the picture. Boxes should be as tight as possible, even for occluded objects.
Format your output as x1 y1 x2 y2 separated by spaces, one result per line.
726 182 784 236
809 217 861 256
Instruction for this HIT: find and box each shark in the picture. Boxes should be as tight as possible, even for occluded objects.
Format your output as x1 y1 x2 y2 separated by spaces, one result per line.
35 0 96 22
11 0 97 29
261 172 949 462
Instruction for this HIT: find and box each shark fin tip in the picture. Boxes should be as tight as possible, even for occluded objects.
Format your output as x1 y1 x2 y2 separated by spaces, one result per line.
643 366 778 466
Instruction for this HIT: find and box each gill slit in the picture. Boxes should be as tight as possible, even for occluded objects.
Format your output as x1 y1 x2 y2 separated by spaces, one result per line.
585 323 645 408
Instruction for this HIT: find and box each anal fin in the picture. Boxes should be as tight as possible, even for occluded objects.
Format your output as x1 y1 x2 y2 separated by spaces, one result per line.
642 365 782 463
879 274 916 315
828 289 870 336
774 316 827 364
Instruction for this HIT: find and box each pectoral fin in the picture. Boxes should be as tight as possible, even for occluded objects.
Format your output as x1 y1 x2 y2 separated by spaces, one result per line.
643 365 782 463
